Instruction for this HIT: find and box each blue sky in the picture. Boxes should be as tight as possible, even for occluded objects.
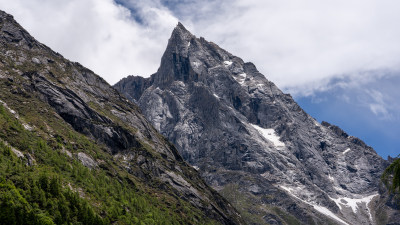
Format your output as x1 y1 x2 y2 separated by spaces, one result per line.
0 0 398 158
295 74 400 158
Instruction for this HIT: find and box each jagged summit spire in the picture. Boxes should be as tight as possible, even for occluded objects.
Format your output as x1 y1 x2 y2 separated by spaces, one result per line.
174 22 191 34
151 22 197 86
169 22 194 45
154 21 236 87
176 22 188 31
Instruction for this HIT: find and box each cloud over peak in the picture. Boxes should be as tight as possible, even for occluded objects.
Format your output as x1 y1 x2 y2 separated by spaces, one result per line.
0 0 398 157
1 0 399 92
0 0 178 84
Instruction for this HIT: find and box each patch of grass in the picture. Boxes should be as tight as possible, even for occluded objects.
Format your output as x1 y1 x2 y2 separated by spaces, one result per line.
271 207 302 225
220 183 266 224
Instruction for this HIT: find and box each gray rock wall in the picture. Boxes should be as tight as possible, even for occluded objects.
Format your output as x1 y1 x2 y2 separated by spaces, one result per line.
115 23 394 225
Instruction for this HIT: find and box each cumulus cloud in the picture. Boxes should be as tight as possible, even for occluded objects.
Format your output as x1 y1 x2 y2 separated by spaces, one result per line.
166 0 400 96
0 0 177 84
0 0 399 95
302 73 400 121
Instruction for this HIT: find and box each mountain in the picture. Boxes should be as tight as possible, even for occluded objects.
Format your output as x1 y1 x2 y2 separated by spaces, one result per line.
115 23 399 224
0 10 244 224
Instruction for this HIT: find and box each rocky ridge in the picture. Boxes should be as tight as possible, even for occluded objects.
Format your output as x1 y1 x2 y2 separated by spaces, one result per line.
115 23 397 224
0 10 243 224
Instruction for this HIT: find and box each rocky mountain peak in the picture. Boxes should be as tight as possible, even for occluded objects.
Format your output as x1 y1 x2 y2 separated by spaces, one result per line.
173 22 193 41
152 22 240 87
152 22 195 87
115 23 395 224
0 10 244 224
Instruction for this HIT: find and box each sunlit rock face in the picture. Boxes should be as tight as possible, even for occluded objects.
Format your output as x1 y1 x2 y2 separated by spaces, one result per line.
115 23 396 224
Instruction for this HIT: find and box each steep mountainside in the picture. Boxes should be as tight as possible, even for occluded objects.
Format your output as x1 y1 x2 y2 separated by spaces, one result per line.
115 23 397 224
0 10 243 224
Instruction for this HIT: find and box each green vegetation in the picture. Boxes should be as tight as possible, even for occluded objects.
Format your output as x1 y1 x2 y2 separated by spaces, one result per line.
0 164 103 225
219 183 305 225
382 157 400 194
270 207 302 225
0 99 215 224
220 183 265 224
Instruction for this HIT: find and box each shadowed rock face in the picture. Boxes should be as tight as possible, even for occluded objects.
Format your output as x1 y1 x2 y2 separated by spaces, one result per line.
0 10 243 225
115 23 395 224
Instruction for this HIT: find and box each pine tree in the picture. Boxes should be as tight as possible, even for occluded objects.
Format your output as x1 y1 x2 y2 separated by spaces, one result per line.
382 157 400 193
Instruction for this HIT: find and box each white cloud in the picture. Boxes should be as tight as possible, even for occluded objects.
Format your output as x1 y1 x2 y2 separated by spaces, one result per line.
369 103 389 118
160 1 398 92
0 0 177 84
173 0 400 96
303 74 400 121
365 89 392 120
0 0 399 95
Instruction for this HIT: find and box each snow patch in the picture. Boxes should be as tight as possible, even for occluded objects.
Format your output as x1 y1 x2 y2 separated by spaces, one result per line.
281 186 350 225
223 61 233 66
312 204 350 225
342 148 351 154
187 41 191 47
213 93 220 99
192 61 201 68
233 73 247 85
280 186 293 194
328 174 335 182
251 124 285 147
330 194 378 221
192 165 199 170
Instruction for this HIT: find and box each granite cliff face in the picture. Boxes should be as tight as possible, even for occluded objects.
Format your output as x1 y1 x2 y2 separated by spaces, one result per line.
115 23 396 224
0 10 243 224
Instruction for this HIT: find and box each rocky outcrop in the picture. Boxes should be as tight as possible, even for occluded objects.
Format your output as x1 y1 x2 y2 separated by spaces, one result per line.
113 75 153 104
0 10 243 224
371 182 400 225
115 23 393 224
77 152 98 169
